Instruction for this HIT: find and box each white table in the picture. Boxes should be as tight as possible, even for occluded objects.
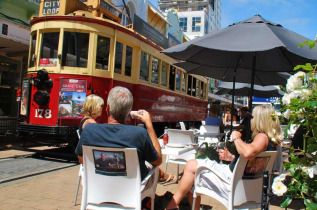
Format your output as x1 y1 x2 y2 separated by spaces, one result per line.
162 145 195 155
195 132 225 139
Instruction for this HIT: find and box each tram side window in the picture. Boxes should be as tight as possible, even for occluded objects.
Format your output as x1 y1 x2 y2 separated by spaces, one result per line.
187 75 192 96
169 66 176 91
39 32 59 66
161 62 168 87
96 35 110 70
62 32 89 68
182 72 186 92
196 80 200 98
200 81 204 98
140 51 149 81
192 77 197 96
114 42 123 74
125 45 133 77
175 69 181 91
29 33 37 67
151 57 159 84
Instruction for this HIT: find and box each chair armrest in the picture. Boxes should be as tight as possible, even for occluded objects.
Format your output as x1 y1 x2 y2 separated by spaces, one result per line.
141 166 158 185
195 165 231 185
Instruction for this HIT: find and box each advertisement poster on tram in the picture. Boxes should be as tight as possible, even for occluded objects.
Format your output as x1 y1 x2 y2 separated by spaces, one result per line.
20 79 30 116
58 79 86 117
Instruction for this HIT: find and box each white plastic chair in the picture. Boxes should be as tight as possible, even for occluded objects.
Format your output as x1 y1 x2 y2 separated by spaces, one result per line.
81 145 159 210
165 129 196 182
192 151 278 210
74 129 82 206
199 125 220 134
179 121 186 130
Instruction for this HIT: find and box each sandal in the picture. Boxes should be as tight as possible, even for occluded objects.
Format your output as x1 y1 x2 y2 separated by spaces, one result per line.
159 174 176 183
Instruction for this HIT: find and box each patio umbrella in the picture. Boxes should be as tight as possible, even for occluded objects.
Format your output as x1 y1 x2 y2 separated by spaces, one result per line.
174 62 291 86
215 82 285 98
163 15 317 112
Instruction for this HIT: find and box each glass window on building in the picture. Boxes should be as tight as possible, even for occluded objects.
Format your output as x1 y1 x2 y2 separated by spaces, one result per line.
175 69 181 91
169 66 176 91
151 57 159 84
39 32 59 67
181 72 186 92
114 42 123 74
62 32 89 67
29 33 37 67
192 17 201 32
140 51 150 81
187 75 192 96
161 61 168 87
95 35 110 70
125 45 133 77
179 17 187 32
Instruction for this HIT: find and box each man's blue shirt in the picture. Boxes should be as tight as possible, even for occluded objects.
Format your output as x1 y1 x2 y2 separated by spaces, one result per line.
75 123 158 180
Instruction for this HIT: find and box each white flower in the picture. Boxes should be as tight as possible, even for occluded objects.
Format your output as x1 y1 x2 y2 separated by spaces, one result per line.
283 109 291 119
272 180 287 196
286 75 303 93
302 166 314 178
282 94 291 106
274 173 287 182
301 89 313 99
289 90 302 101
294 71 306 79
271 138 277 144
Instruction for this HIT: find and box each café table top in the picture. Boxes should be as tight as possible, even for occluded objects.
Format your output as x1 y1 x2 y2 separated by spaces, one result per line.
161 145 195 156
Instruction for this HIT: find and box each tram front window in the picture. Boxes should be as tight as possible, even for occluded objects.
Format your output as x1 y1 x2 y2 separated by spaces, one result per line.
96 35 110 70
169 66 176 91
39 32 59 67
29 33 37 67
175 69 180 91
187 75 192 96
62 32 89 68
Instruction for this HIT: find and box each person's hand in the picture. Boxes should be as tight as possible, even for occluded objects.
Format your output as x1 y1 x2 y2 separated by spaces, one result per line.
133 109 152 127
217 147 234 161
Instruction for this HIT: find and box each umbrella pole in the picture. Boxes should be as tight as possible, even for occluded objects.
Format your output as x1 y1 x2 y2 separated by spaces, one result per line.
248 53 256 111
230 55 242 134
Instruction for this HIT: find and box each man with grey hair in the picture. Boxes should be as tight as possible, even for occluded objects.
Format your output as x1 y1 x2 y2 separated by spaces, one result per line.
75 86 162 180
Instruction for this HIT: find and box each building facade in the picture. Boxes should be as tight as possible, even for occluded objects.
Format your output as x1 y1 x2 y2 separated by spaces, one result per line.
158 0 221 40
0 0 39 118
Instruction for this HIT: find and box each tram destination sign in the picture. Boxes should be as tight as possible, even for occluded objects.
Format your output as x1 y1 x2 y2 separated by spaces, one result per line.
133 15 168 49
42 0 60 15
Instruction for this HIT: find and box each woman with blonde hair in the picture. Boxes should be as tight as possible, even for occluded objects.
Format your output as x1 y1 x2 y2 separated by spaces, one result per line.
78 94 104 135
165 104 282 209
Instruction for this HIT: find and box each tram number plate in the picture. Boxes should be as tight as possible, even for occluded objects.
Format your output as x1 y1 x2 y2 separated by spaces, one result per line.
35 109 52 118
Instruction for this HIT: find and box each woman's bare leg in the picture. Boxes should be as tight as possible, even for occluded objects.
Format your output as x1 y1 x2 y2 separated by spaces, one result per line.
187 192 201 210
166 159 198 209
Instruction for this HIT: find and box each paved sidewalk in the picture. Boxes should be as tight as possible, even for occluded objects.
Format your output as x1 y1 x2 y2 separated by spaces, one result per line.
0 147 303 209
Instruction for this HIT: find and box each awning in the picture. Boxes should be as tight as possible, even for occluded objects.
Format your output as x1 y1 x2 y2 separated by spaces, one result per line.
148 3 171 26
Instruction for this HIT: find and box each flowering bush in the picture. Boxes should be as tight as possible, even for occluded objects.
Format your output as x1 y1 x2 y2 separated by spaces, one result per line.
273 40 317 209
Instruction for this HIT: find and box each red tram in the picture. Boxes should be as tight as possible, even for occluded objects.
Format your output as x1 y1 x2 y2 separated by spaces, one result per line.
17 0 208 145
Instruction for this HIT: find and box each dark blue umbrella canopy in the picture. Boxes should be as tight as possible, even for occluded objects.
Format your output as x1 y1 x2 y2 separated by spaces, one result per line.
163 15 317 73
215 82 285 98
163 15 317 112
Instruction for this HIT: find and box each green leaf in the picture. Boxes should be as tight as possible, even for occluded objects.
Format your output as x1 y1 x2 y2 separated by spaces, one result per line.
307 144 317 153
307 137 316 145
301 182 308 194
310 101 317 108
280 197 292 208
313 126 317 138
304 199 317 210
298 41 312 48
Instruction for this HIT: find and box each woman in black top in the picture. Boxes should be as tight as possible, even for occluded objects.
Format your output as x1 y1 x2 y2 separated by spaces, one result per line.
78 94 104 135
165 105 282 210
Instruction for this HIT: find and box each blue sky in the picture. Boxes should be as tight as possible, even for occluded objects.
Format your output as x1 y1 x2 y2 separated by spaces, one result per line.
150 0 316 40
